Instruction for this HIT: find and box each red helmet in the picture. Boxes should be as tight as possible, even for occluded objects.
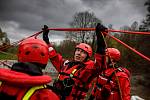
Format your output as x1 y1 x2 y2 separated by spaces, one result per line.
106 48 120 61
76 43 92 57
18 37 49 64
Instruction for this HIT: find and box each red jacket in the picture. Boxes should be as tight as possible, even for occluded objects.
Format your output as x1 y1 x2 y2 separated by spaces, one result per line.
91 67 131 100
49 48 103 100
0 68 59 100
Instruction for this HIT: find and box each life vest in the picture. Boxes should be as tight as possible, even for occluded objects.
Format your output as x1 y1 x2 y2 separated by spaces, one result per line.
0 81 47 100
53 61 84 97
53 60 95 99
0 68 51 86
0 68 52 100
91 67 130 100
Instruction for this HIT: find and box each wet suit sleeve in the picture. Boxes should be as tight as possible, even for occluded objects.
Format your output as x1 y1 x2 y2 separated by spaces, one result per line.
94 23 108 73
42 25 64 72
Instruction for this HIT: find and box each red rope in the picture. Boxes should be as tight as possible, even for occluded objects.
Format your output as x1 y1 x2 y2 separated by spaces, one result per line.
0 28 149 62
1 28 149 51
46 28 150 61
0 60 12 68
46 28 150 35
109 29 150 35
0 31 43 51
103 32 150 62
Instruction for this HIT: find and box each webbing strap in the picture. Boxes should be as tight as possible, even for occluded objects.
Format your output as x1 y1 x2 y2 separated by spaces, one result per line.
0 81 2 86
58 68 77 78
22 85 46 100
70 69 77 77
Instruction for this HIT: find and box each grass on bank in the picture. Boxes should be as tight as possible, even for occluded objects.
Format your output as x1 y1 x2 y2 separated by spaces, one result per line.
0 53 17 60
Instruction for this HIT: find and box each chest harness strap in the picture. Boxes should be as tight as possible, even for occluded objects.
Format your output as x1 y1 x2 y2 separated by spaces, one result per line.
22 85 47 100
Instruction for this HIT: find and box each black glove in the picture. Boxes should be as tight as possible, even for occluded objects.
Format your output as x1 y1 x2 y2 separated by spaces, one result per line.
96 23 107 37
95 23 108 55
42 25 49 32
42 25 50 44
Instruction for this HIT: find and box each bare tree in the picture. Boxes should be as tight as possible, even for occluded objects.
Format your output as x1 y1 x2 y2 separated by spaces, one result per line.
0 28 10 46
66 11 101 49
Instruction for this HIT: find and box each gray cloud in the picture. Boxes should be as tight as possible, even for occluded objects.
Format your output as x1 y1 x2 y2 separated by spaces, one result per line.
0 0 69 30
0 0 148 42
81 0 147 27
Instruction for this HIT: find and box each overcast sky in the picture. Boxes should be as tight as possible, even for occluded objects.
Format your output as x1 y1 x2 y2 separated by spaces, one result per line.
0 0 148 43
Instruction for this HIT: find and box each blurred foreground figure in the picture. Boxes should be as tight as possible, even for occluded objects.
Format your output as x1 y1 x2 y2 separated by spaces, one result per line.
0 38 59 100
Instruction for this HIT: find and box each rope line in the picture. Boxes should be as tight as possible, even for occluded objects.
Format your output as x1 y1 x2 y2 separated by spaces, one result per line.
103 32 150 62
0 31 43 51
102 32 123 100
0 28 149 62
45 28 150 35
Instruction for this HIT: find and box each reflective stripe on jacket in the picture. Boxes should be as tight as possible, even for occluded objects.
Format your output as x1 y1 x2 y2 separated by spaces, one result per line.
22 85 46 100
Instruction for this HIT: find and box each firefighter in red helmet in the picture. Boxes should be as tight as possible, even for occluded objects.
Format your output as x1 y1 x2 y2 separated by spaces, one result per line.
42 24 110 100
0 38 59 100
106 48 121 62
89 23 131 100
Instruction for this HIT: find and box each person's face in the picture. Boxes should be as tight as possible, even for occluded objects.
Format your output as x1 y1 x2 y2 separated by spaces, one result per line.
74 48 88 62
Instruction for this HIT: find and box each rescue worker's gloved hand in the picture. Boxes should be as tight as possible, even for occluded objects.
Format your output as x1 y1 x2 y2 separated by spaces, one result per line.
42 25 50 45
96 23 107 33
96 23 108 38
42 25 49 33
95 23 108 55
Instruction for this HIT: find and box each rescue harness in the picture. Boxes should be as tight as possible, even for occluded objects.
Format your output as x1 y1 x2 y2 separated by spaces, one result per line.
92 66 129 99
53 61 89 99
0 68 51 100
